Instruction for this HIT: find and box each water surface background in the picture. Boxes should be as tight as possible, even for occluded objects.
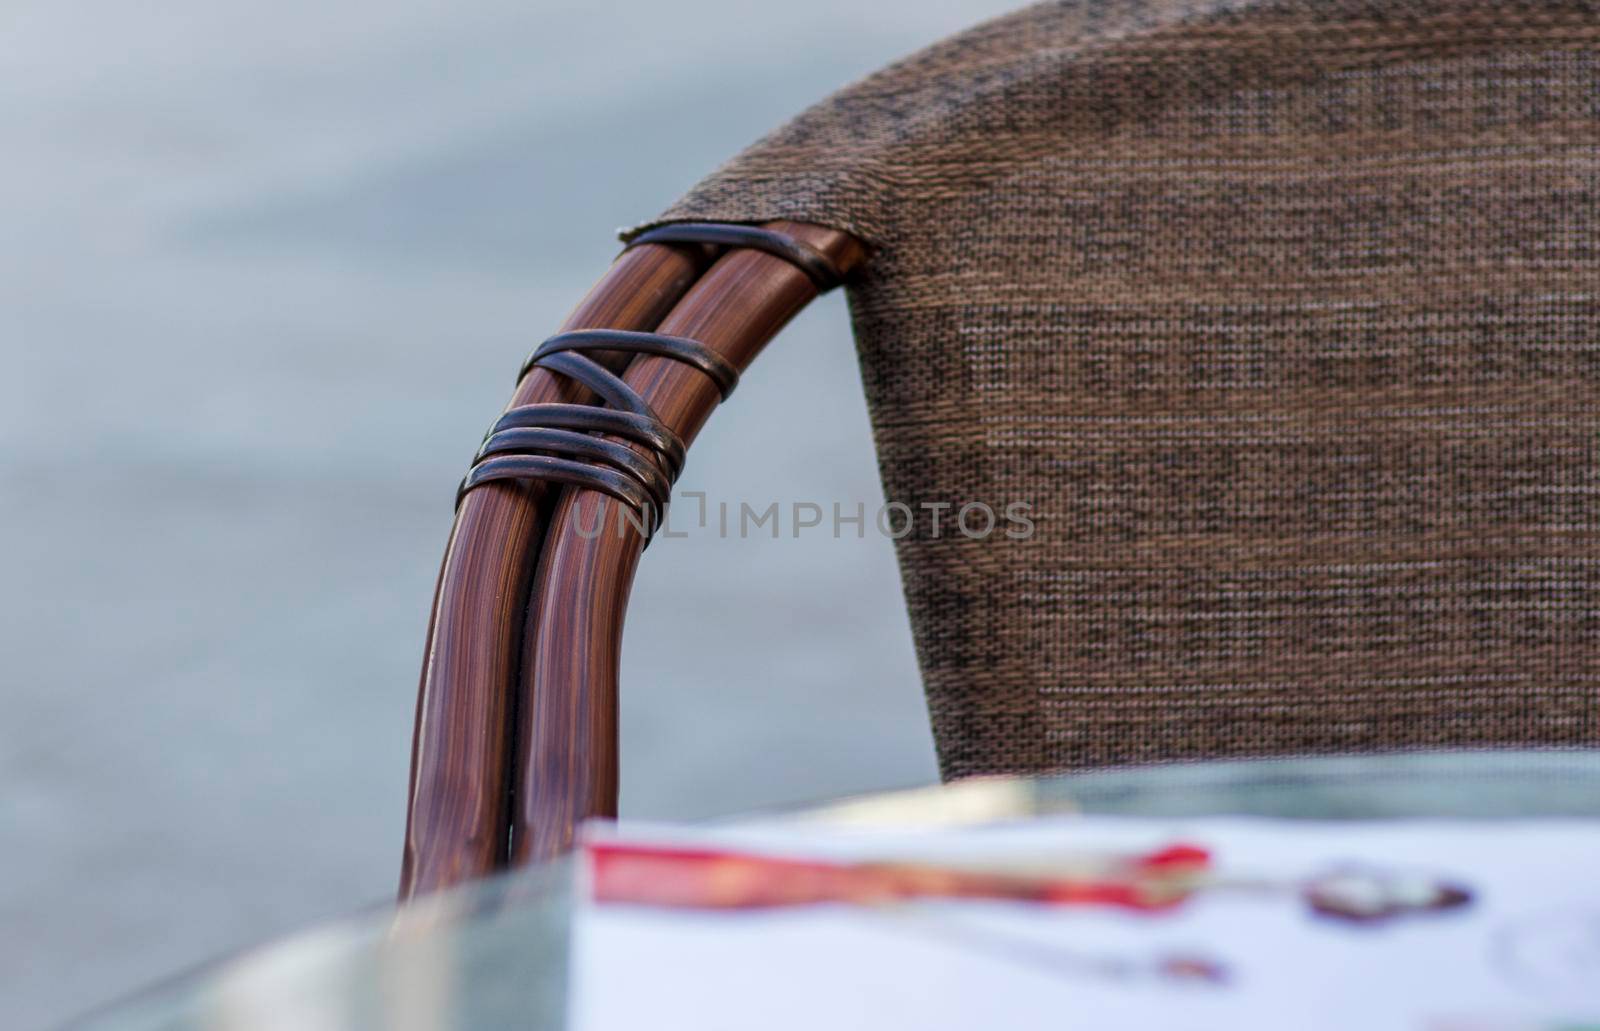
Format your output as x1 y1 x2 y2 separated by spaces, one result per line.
1 1 1020 1024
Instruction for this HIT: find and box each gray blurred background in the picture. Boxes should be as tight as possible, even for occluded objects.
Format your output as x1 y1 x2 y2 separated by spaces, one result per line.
1 1 1022 1026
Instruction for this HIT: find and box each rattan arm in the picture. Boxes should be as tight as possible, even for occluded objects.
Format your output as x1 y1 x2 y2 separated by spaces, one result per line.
512 223 865 865
401 221 866 898
400 245 704 901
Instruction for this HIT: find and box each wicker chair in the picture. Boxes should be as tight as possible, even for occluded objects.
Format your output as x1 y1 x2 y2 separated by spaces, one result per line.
400 0 1600 899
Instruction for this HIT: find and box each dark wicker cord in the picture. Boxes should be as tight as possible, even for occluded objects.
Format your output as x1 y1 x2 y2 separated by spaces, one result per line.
628 223 843 291
475 427 673 513
455 333 723 533
459 454 655 515
525 330 740 400
488 404 686 479
457 224 833 532
527 351 654 416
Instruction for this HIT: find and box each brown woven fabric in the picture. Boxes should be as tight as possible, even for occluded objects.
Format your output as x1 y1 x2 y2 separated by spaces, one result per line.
633 0 1600 779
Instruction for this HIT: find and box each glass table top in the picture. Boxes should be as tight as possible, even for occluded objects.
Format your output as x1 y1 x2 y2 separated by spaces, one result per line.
73 751 1600 1030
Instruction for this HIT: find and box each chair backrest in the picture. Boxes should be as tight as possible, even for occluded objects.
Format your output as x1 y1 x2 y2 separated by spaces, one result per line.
403 0 1600 897
638 0 1600 779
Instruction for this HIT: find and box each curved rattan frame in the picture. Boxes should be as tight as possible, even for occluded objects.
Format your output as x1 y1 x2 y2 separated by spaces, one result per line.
400 221 867 899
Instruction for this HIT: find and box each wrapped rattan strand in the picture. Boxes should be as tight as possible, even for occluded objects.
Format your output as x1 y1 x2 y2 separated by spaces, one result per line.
456 226 845 536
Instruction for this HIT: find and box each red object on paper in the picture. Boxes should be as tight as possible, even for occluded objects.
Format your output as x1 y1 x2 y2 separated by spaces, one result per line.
587 840 1211 912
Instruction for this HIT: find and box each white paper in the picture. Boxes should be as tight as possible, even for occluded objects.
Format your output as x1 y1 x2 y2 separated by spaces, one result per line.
573 818 1600 1030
